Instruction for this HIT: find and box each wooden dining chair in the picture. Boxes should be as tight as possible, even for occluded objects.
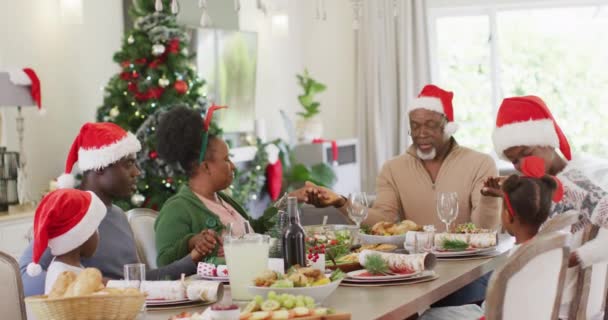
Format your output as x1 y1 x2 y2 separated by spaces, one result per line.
569 225 608 320
539 210 580 235
484 232 570 320
0 250 27 320
126 208 159 269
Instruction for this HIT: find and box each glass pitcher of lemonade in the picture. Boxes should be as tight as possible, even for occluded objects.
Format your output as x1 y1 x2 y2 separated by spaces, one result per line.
223 222 270 301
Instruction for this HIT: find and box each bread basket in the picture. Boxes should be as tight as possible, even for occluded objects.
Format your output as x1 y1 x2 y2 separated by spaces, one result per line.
25 292 145 320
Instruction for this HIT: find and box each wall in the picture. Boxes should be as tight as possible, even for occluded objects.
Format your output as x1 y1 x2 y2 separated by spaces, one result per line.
0 0 123 201
301 0 355 141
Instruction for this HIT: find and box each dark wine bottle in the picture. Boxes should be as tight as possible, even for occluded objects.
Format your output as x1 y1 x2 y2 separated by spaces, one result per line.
282 197 307 271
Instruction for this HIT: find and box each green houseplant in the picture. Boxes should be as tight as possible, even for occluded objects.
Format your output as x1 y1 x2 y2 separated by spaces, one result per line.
296 69 326 141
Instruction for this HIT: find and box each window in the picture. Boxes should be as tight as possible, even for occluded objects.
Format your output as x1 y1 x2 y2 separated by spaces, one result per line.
428 1 608 157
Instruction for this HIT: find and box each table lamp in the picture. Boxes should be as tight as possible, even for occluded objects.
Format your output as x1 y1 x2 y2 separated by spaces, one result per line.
0 68 43 208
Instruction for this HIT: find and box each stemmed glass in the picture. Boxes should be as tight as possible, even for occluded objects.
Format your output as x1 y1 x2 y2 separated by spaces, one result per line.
348 192 369 228
436 192 459 232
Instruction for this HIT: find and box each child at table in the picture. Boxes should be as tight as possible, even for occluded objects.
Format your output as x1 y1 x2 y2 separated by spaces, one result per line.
25 189 106 295
418 173 559 320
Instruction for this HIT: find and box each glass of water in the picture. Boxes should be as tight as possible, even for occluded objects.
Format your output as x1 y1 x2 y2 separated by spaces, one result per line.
348 192 369 228
124 263 146 319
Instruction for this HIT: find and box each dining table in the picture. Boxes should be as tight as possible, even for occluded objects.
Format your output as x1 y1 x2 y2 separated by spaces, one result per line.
147 234 515 320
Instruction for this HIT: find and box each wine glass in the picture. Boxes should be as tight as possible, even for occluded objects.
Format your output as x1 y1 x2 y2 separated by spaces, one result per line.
348 192 369 228
436 192 459 232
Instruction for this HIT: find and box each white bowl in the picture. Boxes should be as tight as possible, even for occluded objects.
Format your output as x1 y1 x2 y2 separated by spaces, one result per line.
358 233 407 248
247 279 342 302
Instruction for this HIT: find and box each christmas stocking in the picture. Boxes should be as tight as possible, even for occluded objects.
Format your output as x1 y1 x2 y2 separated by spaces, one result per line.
265 144 283 201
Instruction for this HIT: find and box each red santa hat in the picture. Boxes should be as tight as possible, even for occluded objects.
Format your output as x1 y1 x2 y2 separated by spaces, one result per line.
27 189 106 276
492 95 571 161
409 84 458 136
6 67 43 113
57 122 141 188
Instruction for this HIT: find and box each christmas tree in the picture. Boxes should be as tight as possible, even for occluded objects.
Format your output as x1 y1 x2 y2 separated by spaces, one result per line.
97 0 207 210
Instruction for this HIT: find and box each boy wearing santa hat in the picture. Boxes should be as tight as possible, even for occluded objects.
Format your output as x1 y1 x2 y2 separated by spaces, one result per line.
20 122 213 296
488 95 608 319
26 189 106 294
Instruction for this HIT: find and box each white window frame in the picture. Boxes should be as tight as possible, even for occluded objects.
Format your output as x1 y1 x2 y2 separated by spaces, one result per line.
427 0 608 116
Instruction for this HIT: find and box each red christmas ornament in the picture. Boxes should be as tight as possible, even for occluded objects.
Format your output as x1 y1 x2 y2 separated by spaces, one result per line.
127 82 137 93
174 80 188 94
121 60 131 68
149 151 158 160
149 58 163 69
120 72 131 81
135 91 148 101
148 87 165 99
166 177 174 184
168 38 180 54
131 71 139 79
135 58 147 65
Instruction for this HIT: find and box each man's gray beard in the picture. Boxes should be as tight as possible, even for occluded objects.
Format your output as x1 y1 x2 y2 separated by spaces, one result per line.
416 148 436 160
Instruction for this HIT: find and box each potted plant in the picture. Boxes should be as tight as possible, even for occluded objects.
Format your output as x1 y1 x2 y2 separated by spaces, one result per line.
296 69 326 141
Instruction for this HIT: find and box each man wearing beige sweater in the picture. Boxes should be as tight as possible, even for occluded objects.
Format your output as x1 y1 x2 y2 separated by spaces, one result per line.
307 84 501 231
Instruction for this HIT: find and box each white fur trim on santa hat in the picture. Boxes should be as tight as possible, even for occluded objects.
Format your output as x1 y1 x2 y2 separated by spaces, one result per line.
26 262 42 277
409 97 445 115
77 132 141 172
48 191 107 256
492 119 558 160
56 173 76 189
6 68 32 85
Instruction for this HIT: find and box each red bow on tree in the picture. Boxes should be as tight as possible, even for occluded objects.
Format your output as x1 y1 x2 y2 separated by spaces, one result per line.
168 38 180 54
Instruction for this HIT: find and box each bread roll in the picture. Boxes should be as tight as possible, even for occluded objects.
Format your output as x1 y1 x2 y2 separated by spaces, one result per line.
64 268 103 297
48 271 77 298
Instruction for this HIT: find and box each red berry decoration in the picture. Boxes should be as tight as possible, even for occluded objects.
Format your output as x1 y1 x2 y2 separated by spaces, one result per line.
149 150 158 159
174 80 188 94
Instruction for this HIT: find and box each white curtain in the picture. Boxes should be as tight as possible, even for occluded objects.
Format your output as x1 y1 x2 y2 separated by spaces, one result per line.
355 0 431 191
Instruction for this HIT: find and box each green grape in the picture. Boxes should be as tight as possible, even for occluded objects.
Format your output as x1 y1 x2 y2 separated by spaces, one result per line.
296 295 305 302
304 296 315 306
282 299 295 309
296 300 305 307
306 301 315 309
268 291 277 300
280 293 290 302
254 295 264 305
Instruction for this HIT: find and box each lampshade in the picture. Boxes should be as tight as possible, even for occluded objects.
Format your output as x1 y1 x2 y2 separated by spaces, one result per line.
0 72 35 107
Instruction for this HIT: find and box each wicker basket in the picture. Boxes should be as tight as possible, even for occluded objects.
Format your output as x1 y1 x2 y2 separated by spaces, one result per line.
25 293 146 320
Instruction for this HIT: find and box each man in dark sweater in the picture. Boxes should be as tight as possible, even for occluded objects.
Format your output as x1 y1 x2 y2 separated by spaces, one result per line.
20 123 213 296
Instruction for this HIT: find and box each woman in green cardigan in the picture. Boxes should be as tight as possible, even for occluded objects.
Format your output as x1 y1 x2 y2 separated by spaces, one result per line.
154 106 305 266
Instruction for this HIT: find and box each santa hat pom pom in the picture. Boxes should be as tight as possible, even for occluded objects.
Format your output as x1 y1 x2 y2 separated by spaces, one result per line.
27 262 42 277
444 122 459 137
56 173 76 189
